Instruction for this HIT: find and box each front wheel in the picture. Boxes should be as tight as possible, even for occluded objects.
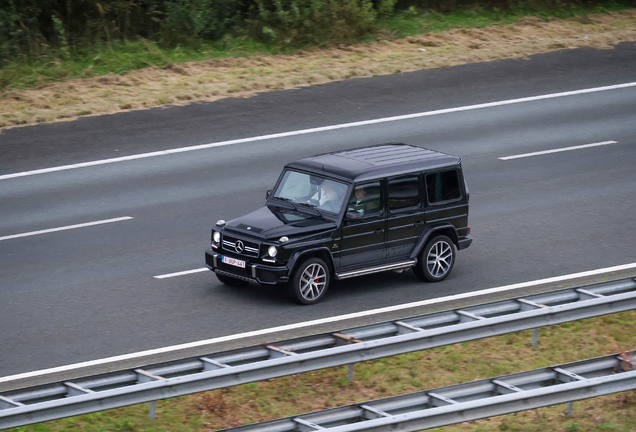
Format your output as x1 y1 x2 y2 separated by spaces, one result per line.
414 235 456 282
288 257 330 305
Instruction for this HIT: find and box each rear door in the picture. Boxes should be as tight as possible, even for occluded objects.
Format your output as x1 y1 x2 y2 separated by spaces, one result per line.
385 174 425 260
423 168 468 229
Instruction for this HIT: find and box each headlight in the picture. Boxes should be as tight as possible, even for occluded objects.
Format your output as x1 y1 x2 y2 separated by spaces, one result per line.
213 231 221 243
267 246 278 258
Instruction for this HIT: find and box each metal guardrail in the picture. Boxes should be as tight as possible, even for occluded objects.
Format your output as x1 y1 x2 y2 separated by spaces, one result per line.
1 276 635 429
218 350 636 432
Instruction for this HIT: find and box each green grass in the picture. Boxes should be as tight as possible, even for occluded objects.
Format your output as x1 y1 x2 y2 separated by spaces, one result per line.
375 2 634 39
0 37 281 91
1 2 635 91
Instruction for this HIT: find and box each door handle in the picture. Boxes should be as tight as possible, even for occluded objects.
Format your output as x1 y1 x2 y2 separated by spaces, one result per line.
414 221 424 227
375 228 385 234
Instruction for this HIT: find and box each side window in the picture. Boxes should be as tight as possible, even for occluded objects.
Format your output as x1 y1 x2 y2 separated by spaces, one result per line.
347 181 382 216
388 176 421 211
426 170 461 204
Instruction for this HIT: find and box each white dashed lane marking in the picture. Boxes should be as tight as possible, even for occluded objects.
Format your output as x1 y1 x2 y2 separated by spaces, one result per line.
499 140 619 160
0 217 134 241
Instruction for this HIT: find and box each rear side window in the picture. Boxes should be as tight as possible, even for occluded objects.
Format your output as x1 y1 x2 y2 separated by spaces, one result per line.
389 176 421 211
426 170 461 204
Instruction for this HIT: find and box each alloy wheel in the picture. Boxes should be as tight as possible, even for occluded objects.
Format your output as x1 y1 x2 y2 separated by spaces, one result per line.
299 263 327 301
426 240 453 278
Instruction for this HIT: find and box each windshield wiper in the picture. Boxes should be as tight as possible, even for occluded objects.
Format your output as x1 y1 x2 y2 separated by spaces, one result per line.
271 197 326 219
270 196 298 210
294 202 324 218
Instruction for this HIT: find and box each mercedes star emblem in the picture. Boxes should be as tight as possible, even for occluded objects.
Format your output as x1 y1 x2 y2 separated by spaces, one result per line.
235 240 245 253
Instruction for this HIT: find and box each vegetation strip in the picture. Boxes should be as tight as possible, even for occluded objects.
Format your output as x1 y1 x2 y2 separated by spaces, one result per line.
1 9 635 129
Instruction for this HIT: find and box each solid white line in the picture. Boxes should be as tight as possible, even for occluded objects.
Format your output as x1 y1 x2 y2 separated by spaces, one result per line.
154 268 208 279
2 261 636 384
2 82 636 181
499 140 619 160
0 217 134 241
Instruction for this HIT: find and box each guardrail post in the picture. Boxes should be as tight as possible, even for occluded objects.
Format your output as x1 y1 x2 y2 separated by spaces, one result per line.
149 401 156 420
532 328 539 347
347 364 354 381
566 402 573 417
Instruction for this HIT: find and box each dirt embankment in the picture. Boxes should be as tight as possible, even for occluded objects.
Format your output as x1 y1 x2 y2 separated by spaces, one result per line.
1 10 635 129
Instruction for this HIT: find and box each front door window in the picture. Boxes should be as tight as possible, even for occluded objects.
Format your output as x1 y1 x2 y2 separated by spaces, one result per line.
346 182 382 216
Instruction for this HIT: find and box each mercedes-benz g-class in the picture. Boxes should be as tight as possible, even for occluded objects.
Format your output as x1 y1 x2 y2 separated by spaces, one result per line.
205 143 472 304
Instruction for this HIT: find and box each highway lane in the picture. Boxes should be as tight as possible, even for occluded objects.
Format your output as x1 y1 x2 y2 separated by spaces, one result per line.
2 41 636 175
1 47 636 378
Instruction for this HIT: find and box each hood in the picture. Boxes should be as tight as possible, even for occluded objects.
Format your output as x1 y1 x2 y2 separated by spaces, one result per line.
224 205 337 239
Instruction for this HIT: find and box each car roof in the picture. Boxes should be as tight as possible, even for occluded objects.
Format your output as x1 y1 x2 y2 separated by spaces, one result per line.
286 143 461 182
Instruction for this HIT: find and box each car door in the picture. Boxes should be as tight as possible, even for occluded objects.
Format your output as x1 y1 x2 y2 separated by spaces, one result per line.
423 168 467 228
339 181 386 268
385 174 425 260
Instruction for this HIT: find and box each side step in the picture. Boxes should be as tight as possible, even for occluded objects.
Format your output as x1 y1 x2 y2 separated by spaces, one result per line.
336 260 416 280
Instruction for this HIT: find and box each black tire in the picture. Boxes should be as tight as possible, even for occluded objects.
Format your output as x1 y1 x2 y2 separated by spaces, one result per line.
287 257 330 305
216 272 250 287
414 235 456 282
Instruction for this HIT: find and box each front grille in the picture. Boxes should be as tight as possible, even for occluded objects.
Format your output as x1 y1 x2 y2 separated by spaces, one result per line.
222 234 260 258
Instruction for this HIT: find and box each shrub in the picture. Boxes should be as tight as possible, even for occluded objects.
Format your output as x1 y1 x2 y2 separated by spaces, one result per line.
247 0 378 47
0 0 43 62
0 0 243 62
159 0 242 47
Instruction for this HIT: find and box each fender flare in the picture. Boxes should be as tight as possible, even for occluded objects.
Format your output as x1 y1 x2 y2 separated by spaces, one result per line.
409 223 459 261
286 247 335 278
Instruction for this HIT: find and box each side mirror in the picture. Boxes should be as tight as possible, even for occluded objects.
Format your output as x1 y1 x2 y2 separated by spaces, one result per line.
345 211 363 221
266 190 272 200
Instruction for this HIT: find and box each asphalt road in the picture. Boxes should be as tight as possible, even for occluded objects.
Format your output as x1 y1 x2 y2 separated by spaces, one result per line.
1 42 635 379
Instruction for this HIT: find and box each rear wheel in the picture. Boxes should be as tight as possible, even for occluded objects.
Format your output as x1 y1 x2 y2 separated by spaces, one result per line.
288 257 330 305
216 272 250 287
414 235 456 282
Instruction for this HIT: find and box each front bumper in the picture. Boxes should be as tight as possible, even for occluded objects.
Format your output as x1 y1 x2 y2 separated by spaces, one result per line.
205 249 290 285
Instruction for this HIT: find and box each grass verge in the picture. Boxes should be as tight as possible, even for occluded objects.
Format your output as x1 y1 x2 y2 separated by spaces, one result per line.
0 7 635 129
1 2 633 91
7 310 636 432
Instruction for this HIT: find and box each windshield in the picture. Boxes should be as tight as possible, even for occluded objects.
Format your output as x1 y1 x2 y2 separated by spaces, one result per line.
273 170 349 214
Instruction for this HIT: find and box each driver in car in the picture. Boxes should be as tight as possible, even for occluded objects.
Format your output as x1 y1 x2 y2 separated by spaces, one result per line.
311 182 343 212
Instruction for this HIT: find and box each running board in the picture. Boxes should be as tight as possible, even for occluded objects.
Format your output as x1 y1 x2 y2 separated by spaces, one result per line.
336 260 416 280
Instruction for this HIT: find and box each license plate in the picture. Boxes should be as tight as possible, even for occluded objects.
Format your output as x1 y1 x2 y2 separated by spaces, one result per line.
222 256 246 268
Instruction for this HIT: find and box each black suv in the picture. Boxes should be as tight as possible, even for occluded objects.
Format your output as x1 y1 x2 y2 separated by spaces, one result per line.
205 144 472 304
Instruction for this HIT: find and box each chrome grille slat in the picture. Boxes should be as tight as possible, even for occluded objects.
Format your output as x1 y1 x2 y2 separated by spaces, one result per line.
222 234 260 257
